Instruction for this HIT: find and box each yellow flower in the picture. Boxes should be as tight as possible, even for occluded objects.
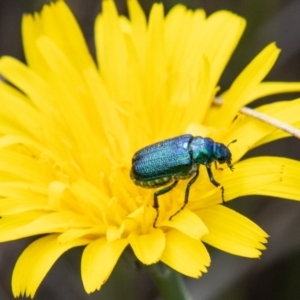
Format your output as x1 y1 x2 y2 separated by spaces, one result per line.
0 0 300 297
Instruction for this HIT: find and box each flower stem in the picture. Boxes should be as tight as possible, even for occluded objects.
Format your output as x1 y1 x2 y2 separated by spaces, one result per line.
214 97 300 139
148 263 193 300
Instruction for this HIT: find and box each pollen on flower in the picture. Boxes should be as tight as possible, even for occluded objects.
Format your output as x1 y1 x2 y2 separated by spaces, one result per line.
0 0 300 297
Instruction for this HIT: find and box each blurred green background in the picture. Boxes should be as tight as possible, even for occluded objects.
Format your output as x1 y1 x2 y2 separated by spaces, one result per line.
1 0 300 299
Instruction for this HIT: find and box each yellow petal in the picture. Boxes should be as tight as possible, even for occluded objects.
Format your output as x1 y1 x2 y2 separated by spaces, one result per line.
216 43 280 127
0 211 94 241
22 1 93 73
0 56 53 112
81 238 128 293
0 211 46 242
0 149 45 184
253 157 300 200
95 0 129 98
37 37 99 145
129 229 165 264
127 0 147 60
0 198 46 216
22 13 47 73
197 206 268 257
39 1 93 69
246 82 300 103
226 99 300 160
191 156 284 208
143 3 166 133
58 227 105 244
0 182 47 216
12 234 89 297
200 11 246 88
254 99 300 146
0 83 46 140
160 229 210 277
161 209 208 240
192 156 300 212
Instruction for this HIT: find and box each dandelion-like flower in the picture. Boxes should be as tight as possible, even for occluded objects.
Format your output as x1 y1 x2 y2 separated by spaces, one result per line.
1 0 300 297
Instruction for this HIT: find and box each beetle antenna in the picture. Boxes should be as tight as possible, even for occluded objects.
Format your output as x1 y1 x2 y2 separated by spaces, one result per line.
227 139 237 148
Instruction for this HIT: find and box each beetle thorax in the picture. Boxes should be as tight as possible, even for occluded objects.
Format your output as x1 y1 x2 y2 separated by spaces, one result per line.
189 137 215 165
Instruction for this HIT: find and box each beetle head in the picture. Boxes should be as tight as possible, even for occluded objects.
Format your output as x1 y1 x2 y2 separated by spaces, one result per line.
214 140 236 171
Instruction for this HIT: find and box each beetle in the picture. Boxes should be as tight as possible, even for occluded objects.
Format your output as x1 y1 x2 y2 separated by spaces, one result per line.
130 134 235 227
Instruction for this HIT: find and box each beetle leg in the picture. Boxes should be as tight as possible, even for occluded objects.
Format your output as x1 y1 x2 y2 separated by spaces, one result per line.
214 161 223 171
169 169 199 221
153 180 178 228
206 165 225 203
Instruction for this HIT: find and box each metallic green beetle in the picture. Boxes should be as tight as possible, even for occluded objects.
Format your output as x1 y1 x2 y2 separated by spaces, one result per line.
130 134 235 227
